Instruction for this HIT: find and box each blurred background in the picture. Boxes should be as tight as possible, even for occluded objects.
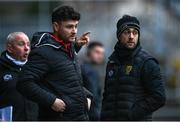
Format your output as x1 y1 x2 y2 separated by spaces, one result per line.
0 0 180 120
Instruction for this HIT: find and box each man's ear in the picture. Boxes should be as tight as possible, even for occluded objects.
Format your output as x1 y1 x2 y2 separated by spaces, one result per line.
6 43 13 53
52 22 60 32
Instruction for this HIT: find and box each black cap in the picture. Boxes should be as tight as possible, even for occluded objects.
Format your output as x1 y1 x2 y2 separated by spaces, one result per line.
116 15 140 38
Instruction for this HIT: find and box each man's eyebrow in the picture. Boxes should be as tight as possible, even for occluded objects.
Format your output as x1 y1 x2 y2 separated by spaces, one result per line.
15 40 25 44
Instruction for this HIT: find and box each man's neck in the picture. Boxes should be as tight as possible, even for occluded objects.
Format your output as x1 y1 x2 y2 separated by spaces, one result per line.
51 33 73 58
53 33 69 44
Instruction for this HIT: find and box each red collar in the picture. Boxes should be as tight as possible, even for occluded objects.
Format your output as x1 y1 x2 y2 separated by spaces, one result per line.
51 34 73 58
51 34 71 49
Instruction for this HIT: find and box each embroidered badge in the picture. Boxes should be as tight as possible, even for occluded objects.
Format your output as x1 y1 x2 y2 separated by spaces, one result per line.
108 70 114 77
3 74 13 81
125 65 132 75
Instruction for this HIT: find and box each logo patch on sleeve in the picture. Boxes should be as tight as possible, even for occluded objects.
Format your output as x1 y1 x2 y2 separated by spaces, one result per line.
108 70 114 77
3 74 13 81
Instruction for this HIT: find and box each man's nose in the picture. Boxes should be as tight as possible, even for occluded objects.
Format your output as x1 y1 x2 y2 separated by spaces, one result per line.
72 27 77 34
129 32 134 39
24 45 30 51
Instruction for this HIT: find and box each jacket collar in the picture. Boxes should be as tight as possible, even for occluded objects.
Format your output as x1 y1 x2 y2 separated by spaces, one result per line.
31 32 62 49
0 51 21 72
51 34 72 53
6 53 27 66
109 42 142 64
31 32 74 58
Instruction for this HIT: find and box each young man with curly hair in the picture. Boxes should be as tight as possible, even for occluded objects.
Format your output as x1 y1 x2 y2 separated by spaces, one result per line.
17 6 92 120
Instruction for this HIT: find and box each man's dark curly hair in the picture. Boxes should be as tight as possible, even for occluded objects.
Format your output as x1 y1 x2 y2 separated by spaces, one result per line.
52 5 80 22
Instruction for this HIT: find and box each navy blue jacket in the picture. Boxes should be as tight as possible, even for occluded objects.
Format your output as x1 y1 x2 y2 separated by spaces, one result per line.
81 63 102 120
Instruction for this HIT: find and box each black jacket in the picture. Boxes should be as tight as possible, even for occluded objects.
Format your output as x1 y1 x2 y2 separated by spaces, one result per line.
101 42 166 120
0 51 38 121
17 32 92 121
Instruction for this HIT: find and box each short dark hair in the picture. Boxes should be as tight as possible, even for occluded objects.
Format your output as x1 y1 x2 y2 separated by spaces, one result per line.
87 41 104 54
52 5 80 22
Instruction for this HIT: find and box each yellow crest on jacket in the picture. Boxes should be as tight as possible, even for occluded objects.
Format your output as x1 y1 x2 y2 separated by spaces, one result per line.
125 65 132 75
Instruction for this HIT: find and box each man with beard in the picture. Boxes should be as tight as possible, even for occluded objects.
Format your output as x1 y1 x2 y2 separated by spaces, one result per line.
17 6 92 120
0 32 38 120
101 15 166 120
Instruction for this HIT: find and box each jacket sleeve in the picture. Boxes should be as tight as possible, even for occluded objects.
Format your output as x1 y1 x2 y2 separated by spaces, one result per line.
80 65 93 99
0 66 6 95
0 72 9 107
0 74 7 97
74 43 82 53
16 50 56 108
129 59 166 120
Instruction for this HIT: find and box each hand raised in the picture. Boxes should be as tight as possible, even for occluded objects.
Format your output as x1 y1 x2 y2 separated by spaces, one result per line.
76 32 90 46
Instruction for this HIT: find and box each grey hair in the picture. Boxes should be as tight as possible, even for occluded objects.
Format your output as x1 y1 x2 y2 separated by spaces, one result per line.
6 32 28 44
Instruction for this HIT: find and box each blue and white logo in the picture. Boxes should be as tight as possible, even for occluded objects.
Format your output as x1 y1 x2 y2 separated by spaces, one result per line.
108 70 114 77
3 74 13 81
